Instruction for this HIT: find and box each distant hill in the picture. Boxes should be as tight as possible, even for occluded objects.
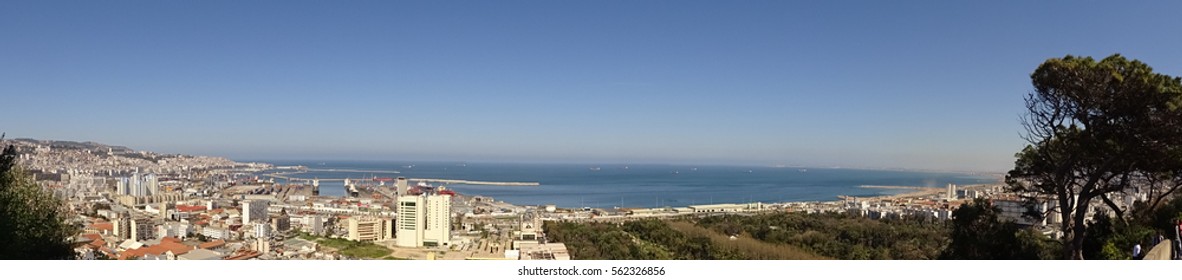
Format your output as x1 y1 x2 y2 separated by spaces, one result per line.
11 138 135 153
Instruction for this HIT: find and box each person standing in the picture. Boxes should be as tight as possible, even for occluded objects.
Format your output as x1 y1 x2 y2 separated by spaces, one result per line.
1133 243 1142 260
1176 219 1182 260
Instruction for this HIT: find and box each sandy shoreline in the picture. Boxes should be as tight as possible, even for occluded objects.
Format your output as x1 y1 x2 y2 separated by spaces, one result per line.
839 185 975 202
840 184 1000 202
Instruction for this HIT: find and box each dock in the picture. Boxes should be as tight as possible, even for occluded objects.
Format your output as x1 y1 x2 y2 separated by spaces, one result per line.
410 178 539 186
260 172 539 186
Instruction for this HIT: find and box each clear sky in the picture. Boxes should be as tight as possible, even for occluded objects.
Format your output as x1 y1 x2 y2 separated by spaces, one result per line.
2 1 1181 172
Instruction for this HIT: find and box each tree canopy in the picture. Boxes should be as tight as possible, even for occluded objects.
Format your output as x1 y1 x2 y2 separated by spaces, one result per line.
942 198 1057 259
1007 54 1182 259
0 141 79 259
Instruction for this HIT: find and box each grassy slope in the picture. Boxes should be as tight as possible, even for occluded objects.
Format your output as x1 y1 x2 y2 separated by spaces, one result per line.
298 232 392 259
666 221 825 260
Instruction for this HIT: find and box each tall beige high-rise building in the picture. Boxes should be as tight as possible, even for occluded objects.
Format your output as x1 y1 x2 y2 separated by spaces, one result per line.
423 194 451 247
396 195 424 247
396 193 452 247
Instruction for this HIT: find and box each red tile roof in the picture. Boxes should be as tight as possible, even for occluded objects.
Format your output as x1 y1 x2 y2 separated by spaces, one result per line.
148 242 192 256
199 239 226 249
87 238 106 249
176 205 208 212
91 222 113 232
82 233 102 241
99 247 116 258
119 242 193 260
118 248 147 260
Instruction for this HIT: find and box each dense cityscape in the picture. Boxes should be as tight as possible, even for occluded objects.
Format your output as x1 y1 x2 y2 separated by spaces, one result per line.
6 4 1182 280
4 137 1169 260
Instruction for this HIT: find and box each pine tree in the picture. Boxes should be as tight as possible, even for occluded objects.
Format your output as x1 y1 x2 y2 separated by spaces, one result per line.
0 138 79 259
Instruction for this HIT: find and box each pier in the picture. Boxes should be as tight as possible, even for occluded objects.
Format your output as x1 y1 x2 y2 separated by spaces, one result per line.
409 178 539 186
261 172 538 186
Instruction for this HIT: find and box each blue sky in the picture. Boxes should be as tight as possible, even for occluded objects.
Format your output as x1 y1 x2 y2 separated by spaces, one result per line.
2 1 1181 172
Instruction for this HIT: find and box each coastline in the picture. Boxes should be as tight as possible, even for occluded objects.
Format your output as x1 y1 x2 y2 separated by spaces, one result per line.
254 161 1003 208
838 184 997 202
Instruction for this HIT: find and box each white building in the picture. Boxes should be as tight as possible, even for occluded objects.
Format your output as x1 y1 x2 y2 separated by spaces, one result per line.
347 216 392 242
156 222 192 239
254 223 272 239
242 200 270 225
994 197 1050 226
302 215 325 235
117 173 159 197
202 226 229 240
396 195 424 247
687 202 764 213
396 193 452 247
424 194 451 247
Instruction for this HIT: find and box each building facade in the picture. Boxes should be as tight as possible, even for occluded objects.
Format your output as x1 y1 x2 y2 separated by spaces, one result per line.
395 193 451 247
116 173 158 197
347 216 393 242
254 223 271 239
242 200 270 225
114 217 132 240
396 195 424 247
202 226 229 240
423 194 451 247
131 218 155 241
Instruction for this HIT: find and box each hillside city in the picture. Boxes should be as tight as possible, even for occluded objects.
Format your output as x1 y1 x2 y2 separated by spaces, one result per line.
6 137 1163 260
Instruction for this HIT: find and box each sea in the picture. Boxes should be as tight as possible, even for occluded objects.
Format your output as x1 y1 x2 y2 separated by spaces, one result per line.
255 160 1000 209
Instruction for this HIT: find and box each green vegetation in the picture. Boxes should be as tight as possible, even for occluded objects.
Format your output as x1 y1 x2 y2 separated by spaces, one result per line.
1080 190 1182 260
544 221 662 259
551 210 1054 260
664 221 822 259
545 218 823 260
1082 213 1153 260
1008 54 1182 259
298 232 392 259
621 219 745 259
943 199 1058 259
0 139 79 259
696 212 948 260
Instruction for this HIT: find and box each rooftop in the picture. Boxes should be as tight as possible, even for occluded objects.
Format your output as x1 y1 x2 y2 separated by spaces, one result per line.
178 248 223 260
199 239 226 249
90 222 113 232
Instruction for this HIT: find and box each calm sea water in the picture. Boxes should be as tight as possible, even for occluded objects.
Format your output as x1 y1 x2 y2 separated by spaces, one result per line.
256 161 999 208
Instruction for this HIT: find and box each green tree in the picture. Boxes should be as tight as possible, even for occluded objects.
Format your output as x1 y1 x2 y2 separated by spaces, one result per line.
1007 54 1182 259
0 140 79 259
942 199 1057 259
1080 213 1153 260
